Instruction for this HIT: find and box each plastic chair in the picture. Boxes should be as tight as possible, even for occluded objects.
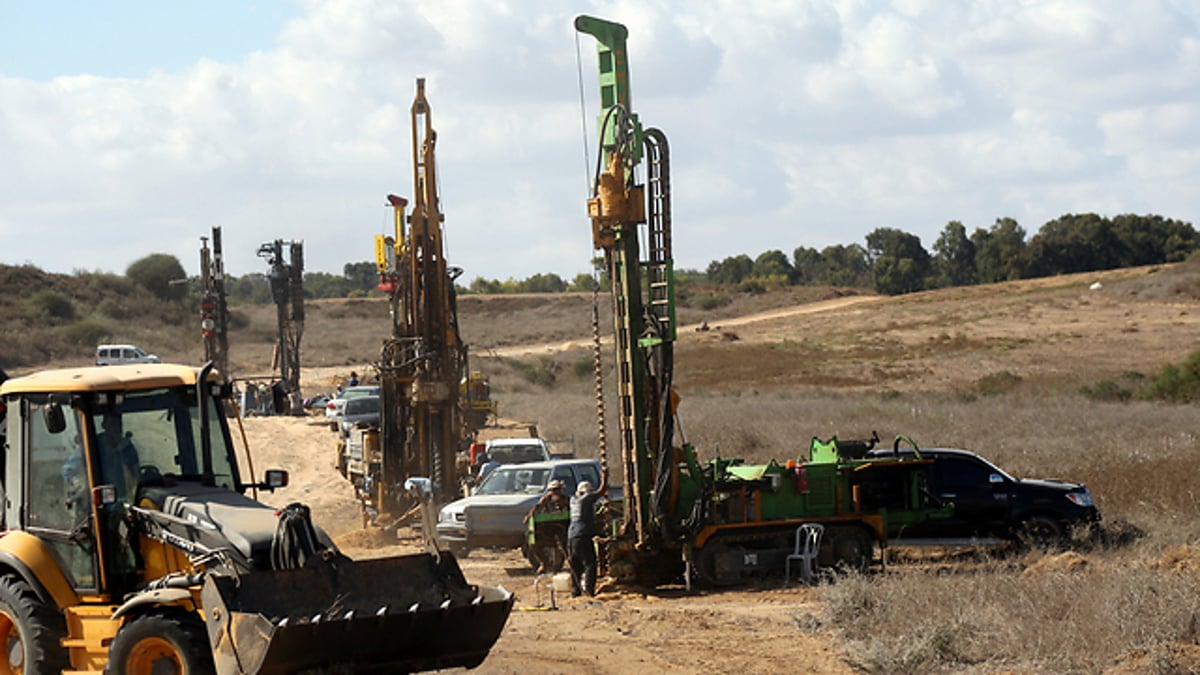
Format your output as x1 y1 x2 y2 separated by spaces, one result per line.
785 523 824 584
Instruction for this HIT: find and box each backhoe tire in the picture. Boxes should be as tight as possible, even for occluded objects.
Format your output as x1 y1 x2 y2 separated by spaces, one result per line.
0 574 69 675
106 609 214 675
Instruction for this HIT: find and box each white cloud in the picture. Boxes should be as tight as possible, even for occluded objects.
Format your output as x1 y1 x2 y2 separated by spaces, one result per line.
1 0 1199 282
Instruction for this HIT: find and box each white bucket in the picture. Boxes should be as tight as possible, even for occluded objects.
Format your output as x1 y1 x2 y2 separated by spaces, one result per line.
552 572 572 593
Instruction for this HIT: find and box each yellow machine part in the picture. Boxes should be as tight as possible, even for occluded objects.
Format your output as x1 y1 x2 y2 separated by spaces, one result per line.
0 521 204 672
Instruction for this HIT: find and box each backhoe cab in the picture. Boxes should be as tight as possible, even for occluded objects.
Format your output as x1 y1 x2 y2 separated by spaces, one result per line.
0 363 510 674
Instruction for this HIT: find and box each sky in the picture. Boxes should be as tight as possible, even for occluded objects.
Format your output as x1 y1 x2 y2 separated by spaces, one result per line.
2 0 1199 281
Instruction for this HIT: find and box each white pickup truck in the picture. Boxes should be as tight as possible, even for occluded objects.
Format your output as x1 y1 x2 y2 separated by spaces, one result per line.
436 458 606 559
481 437 553 464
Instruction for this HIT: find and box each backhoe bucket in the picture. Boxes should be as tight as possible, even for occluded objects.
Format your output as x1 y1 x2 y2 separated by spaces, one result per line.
201 552 512 674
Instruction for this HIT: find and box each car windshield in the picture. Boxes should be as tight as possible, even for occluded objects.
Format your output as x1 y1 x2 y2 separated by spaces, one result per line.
340 388 376 400
474 466 552 495
487 444 547 464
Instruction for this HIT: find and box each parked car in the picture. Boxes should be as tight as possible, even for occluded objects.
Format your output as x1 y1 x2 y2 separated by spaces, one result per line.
95 344 160 366
325 385 380 430
303 392 333 411
436 459 608 559
864 446 1100 548
339 395 380 437
480 437 552 465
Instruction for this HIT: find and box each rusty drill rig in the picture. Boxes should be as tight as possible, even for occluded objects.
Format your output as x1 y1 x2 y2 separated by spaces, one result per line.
362 78 469 521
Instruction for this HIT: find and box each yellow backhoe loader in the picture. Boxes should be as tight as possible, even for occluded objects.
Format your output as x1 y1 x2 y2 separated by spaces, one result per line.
0 362 511 674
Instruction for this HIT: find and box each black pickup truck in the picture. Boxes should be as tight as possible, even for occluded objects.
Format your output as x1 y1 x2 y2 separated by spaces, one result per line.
866 447 1100 548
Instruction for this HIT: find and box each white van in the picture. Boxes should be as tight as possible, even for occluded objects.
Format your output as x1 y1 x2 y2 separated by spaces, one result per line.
95 344 160 366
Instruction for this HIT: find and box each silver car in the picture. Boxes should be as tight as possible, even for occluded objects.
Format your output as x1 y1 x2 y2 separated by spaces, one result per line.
325 385 379 430
436 459 603 559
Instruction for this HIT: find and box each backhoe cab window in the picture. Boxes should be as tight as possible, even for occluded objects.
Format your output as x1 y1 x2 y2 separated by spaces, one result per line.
90 387 238 498
26 400 96 588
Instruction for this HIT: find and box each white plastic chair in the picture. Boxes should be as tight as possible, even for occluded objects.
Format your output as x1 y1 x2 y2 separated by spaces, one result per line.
785 523 824 584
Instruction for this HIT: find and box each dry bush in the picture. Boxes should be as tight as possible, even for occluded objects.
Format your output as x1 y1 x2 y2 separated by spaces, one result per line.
823 560 1200 673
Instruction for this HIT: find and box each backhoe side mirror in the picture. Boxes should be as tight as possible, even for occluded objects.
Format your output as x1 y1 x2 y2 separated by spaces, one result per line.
43 402 66 435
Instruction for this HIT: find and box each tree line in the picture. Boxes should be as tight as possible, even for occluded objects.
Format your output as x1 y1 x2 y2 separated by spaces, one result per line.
708 213 1197 296
117 211 1198 305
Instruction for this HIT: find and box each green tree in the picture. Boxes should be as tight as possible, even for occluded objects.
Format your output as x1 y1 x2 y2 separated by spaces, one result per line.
752 249 793 281
226 273 272 303
972 218 1027 283
567 273 600 292
821 244 871 287
932 220 976 287
792 246 824 285
706 254 753 285
304 271 353 299
468 277 503 294
865 228 930 295
342 261 378 293
521 273 567 293
126 253 187 301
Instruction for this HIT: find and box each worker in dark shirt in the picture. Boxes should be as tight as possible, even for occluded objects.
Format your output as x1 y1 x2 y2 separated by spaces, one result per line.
567 470 608 597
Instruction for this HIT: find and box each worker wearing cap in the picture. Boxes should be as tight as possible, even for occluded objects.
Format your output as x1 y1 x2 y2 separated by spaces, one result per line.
567 471 608 597
524 479 571 573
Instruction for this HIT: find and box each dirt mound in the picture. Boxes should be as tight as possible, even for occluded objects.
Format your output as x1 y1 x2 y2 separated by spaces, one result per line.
1021 551 1089 578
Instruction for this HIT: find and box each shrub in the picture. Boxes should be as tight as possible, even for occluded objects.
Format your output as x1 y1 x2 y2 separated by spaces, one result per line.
736 279 767 295
62 319 111 346
695 293 731 311
228 309 251 330
97 298 130 320
26 290 76 323
1136 349 1200 402
502 357 559 387
976 370 1022 395
573 357 595 380
1079 380 1132 402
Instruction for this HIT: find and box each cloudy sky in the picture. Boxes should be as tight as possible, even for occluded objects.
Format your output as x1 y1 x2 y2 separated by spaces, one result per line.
2 1 1199 282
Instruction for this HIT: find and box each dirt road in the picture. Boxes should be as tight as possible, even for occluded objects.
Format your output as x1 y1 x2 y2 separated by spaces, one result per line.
238 415 853 674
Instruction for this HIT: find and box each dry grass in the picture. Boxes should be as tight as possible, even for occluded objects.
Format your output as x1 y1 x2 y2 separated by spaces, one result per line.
823 556 1200 673
11 262 1200 672
486 355 1200 673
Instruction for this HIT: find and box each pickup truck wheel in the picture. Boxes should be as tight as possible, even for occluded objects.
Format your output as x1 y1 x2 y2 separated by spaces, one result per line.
1018 516 1064 551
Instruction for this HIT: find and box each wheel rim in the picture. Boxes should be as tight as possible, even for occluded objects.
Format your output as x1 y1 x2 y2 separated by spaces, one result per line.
0 609 23 675
126 636 183 675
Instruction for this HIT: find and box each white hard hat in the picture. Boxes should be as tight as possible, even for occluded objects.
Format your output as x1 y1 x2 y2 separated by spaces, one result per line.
576 481 593 495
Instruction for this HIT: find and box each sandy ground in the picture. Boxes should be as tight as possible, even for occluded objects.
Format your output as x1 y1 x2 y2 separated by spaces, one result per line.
237 414 853 674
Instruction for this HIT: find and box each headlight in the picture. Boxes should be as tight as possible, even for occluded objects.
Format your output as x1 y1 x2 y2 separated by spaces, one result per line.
438 509 454 523
1066 491 1093 507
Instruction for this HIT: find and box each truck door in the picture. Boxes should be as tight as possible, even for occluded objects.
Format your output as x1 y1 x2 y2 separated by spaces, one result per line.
21 399 100 591
932 456 1010 537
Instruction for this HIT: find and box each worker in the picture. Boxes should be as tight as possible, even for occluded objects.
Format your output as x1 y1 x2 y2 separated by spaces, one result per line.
348 371 359 387
567 471 608 597
524 479 570 573
477 452 501 481
99 413 140 503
